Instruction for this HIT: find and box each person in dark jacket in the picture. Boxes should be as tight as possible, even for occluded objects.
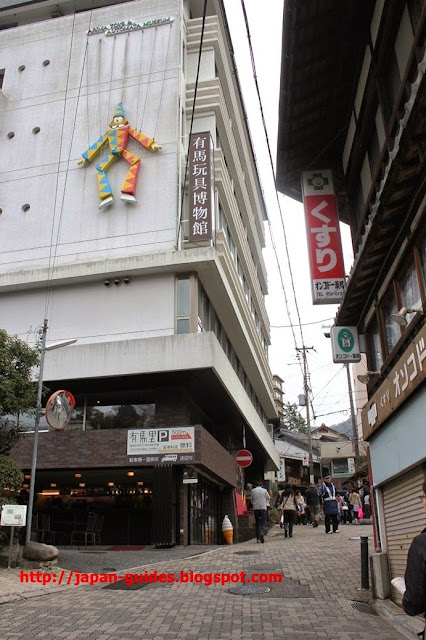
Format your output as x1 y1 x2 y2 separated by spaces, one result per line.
278 483 297 538
305 483 321 527
402 480 426 618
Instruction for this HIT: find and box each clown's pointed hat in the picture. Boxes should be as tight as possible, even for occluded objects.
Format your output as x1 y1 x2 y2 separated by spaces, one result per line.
113 102 125 119
109 102 128 126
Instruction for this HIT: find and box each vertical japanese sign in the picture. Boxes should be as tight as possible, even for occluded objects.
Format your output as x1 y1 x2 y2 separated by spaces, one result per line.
301 170 345 304
189 132 214 242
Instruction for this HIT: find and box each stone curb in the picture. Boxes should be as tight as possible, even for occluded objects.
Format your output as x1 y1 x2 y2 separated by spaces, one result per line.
373 598 425 639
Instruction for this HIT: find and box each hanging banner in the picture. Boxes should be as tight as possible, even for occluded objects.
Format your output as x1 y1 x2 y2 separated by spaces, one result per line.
301 170 345 304
189 132 214 242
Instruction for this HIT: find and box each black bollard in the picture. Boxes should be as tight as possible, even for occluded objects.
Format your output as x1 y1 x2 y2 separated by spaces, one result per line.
361 536 369 589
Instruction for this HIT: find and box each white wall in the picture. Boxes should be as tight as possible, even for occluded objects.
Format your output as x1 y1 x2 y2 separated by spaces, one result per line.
0 274 175 345
0 0 180 277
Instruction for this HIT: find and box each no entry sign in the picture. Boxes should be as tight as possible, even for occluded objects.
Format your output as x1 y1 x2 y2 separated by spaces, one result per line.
235 449 253 468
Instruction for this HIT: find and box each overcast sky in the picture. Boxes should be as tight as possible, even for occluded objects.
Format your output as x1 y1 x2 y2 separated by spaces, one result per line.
222 0 365 431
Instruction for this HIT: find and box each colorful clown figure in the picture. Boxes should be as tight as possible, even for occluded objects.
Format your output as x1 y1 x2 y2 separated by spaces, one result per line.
78 103 161 209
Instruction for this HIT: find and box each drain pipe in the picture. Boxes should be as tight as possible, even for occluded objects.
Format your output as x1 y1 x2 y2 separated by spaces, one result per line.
361 536 369 589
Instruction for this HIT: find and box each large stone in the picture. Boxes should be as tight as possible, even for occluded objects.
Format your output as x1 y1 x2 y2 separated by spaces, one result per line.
23 541 59 561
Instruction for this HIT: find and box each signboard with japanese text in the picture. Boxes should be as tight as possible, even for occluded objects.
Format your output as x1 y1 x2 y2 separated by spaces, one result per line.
189 132 214 242
127 427 195 464
1 504 27 527
331 326 361 363
302 170 345 304
362 323 426 439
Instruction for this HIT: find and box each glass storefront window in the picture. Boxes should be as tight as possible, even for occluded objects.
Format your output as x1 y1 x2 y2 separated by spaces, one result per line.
85 404 155 430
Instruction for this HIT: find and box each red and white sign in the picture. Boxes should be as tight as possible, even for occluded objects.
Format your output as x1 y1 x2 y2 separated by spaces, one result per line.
302 170 345 305
235 449 253 468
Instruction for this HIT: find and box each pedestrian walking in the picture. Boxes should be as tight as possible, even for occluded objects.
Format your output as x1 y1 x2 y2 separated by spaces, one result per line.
295 491 307 525
251 480 270 543
363 491 371 519
340 493 351 524
305 483 321 527
349 489 362 524
277 483 297 538
319 474 339 534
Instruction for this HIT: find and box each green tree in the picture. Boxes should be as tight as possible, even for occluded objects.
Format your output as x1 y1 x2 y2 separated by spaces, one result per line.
0 455 25 547
280 402 307 434
0 329 39 453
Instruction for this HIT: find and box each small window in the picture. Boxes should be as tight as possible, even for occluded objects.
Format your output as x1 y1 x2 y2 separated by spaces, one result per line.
42 60 50 67
0 69 4 90
18 65 25 72
398 257 422 325
22 204 30 212
367 315 383 371
7 132 14 139
380 286 400 354
32 127 40 134
176 276 192 334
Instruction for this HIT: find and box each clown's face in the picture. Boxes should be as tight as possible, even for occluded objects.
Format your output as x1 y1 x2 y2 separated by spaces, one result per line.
111 116 126 128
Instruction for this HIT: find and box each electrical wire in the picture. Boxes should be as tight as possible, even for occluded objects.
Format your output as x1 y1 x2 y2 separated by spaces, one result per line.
271 317 334 328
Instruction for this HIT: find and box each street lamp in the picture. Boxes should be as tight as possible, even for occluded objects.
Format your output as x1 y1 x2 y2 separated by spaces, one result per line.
25 319 77 544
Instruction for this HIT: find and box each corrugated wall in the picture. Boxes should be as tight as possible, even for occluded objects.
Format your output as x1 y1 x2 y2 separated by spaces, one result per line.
383 465 425 605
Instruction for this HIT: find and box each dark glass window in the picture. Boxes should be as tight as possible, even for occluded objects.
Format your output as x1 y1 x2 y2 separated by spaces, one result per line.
367 315 383 371
381 287 400 354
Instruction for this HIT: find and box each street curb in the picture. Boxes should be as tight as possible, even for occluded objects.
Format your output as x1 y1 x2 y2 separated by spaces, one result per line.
373 598 425 639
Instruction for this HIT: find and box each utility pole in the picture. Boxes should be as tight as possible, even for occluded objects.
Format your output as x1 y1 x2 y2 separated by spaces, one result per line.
296 346 315 484
26 318 48 544
345 363 360 472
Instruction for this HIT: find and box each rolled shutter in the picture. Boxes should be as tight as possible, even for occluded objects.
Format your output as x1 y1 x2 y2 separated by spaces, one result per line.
382 466 424 605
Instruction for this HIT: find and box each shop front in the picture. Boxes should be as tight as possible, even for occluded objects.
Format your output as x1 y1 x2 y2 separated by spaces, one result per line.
11 424 237 547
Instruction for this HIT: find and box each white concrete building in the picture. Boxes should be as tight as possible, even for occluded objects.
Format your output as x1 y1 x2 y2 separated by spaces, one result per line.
0 0 278 546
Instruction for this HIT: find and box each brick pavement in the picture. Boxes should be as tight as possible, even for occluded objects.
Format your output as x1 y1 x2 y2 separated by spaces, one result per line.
0 523 415 639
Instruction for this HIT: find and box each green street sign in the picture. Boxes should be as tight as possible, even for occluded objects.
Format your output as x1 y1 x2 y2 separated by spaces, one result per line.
331 326 361 363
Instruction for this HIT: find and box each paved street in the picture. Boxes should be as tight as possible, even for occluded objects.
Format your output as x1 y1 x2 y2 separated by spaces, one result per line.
0 523 415 639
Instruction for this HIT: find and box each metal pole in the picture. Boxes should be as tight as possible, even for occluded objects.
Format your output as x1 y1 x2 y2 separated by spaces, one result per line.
360 535 369 589
297 346 314 483
345 363 360 472
8 526 14 569
25 318 48 544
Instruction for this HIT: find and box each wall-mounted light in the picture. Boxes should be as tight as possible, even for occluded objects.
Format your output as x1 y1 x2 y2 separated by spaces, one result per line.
104 280 112 287
113 279 121 286
357 371 380 385
107 482 114 487
74 473 82 478
79 483 85 488
123 277 131 285
391 306 424 326
50 483 57 488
